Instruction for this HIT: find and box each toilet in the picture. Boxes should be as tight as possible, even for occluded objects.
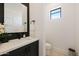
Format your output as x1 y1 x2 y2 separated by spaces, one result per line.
46 42 52 56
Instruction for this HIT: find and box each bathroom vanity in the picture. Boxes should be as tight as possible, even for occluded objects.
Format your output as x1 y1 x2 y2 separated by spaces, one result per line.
0 3 39 56
0 37 39 56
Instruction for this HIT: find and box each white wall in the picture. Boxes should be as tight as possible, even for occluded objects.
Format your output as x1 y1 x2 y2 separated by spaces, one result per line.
30 3 45 56
43 3 76 55
30 3 79 56
75 4 79 55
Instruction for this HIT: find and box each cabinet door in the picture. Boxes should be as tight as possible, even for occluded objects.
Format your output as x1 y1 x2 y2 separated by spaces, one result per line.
28 41 39 56
9 46 26 56
25 44 31 56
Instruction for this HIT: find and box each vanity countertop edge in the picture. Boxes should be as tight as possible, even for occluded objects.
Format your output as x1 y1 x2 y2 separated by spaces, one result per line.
0 37 39 55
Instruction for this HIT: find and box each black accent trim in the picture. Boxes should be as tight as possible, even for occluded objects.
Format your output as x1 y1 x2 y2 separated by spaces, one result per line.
50 7 61 12
22 3 30 36
0 3 4 25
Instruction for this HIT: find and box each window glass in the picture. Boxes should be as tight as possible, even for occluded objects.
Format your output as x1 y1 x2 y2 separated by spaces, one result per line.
50 8 61 19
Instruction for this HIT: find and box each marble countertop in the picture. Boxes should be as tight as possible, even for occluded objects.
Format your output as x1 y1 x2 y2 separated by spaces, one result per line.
0 37 39 55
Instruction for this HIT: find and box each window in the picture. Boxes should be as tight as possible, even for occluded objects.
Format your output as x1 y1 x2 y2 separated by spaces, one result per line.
50 7 61 20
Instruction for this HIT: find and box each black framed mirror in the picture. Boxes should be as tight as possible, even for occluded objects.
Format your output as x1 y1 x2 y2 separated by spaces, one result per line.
0 3 29 43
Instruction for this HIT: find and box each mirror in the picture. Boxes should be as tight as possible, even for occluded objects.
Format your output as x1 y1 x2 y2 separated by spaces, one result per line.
4 3 28 33
0 3 29 43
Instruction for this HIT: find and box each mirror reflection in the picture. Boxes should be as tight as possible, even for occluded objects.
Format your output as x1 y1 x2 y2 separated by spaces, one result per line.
4 3 27 33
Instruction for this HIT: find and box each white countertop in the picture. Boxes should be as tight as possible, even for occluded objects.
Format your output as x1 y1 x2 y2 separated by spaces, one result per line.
0 37 39 55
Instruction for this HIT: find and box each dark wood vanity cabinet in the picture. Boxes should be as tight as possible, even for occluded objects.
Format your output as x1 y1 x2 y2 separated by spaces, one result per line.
1 41 39 56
